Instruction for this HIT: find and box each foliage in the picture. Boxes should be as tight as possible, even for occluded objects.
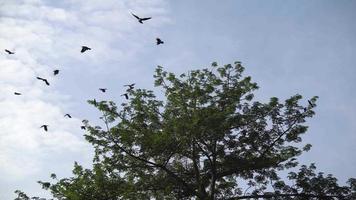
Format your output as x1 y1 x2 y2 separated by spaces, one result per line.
17 62 355 199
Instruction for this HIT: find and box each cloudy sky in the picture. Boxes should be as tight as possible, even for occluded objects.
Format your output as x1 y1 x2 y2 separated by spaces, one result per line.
1 0 355 199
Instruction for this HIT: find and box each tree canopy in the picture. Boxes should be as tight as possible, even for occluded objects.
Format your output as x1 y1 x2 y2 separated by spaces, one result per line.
16 62 355 200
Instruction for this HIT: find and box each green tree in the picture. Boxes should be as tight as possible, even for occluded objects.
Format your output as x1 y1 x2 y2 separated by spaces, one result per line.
17 62 355 199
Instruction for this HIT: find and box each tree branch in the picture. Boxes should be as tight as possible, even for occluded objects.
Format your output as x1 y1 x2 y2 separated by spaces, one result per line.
216 157 282 179
106 134 198 197
259 118 298 158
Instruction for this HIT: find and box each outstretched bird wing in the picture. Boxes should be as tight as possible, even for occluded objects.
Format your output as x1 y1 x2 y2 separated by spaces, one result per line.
121 93 129 99
36 77 50 86
141 17 151 21
131 13 140 20
5 49 14 54
124 83 135 88
40 125 48 131
81 46 91 53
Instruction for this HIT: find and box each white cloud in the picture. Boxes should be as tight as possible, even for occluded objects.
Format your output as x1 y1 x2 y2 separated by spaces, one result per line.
0 0 169 199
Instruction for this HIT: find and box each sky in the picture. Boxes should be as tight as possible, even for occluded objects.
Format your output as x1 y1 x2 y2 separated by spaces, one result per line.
0 0 355 199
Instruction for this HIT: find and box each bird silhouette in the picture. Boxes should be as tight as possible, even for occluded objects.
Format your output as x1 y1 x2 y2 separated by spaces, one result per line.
81 126 86 130
308 100 314 107
5 49 15 54
14 92 22 95
99 88 107 93
121 93 129 99
81 46 91 53
64 114 72 118
53 69 60 76
131 13 151 24
36 77 50 86
40 125 49 132
124 83 135 91
156 38 164 45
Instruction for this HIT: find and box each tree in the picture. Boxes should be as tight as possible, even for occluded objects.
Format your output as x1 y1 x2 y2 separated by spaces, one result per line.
17 62 355 199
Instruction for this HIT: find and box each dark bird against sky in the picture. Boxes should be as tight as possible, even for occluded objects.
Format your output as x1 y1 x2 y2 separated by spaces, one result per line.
99 88 107 93
5 49 15 54
81 126 86 130
36 77 50 86
156 38 164 45
124 83 135 91
64 114 72 118
131 13 151 24
53 69 59 76
121 93 129 99
14 92 21 95
40 125 48 132
81 46 91 53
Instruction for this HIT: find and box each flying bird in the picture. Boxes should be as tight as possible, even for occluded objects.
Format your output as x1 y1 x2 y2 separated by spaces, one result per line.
5 49 15 54
131 13 151 24
308 100 314 107
14 92 21 95
40 125 49 132
53 69 60 76
81 46 91 53
64 114 72 118
156 38 164 45
81 126 86 130
36 77 50 86
99 88 107 93
124 83 135 91
121 93 129 100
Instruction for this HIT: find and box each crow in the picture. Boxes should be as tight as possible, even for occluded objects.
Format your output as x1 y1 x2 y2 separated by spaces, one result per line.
64 114 72 118
308 100 314 107
40 125 49 132
124 83 135 91
81 126 86 130
131 13 151 24
81 46 91 53
14 92 21 95
121 93 129 99
53 69 60 76
5 49 15 54
99 88 107 93
36 77 50 86
156 38 164 45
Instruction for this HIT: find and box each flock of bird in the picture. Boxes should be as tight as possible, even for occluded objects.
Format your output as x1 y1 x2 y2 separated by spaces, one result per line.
5 13 162 132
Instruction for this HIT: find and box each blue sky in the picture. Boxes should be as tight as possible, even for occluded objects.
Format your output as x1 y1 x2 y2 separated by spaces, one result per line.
0 0 355 199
